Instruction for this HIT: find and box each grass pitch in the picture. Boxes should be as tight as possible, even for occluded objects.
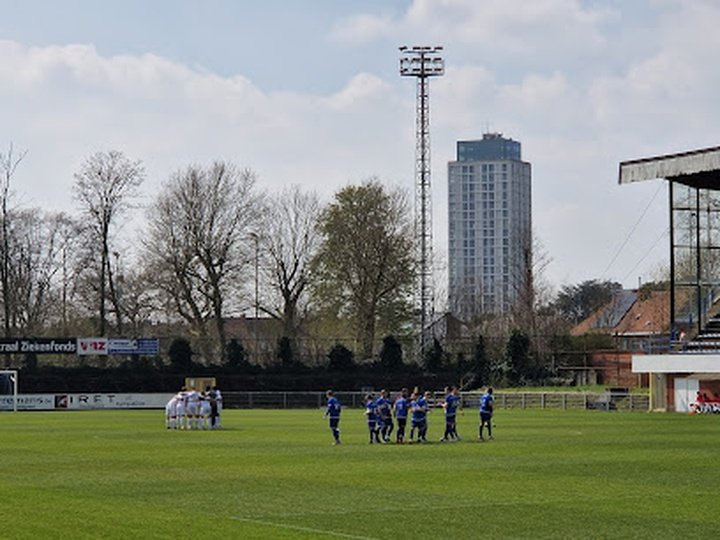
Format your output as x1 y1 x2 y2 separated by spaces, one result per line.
1 408 718 539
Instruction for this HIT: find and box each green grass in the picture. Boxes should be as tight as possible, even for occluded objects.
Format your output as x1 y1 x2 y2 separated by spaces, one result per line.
1 408 718 539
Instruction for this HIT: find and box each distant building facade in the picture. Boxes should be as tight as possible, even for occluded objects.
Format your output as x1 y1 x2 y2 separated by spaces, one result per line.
448 133 532 320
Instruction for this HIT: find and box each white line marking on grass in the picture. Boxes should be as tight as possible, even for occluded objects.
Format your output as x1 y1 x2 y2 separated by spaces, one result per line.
231 516 378 540
246 502 489 520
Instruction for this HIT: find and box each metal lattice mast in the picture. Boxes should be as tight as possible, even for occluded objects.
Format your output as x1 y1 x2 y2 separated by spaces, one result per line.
399 46 444 355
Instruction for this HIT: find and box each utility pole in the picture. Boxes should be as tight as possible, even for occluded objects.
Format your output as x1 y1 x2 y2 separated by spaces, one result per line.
399 45 444 357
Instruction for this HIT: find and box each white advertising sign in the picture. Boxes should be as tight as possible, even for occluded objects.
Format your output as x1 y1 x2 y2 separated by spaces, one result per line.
0 394 55 410
0 393 173 410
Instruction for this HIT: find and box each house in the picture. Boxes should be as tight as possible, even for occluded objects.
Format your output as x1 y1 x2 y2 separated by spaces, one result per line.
571 289 671 353
569 289 670 387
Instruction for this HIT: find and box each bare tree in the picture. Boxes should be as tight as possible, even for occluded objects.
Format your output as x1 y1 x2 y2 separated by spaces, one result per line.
48 213 84 335
259 186 321 348
6 210 80 335
73 151 144 335
144 162 260 363
0 144 27 336
112 265 158 337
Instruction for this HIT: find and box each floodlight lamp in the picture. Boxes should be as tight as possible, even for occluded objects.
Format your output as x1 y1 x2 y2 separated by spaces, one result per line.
400 57 422 76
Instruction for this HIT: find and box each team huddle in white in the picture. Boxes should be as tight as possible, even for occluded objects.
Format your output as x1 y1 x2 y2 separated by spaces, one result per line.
165 386 222 430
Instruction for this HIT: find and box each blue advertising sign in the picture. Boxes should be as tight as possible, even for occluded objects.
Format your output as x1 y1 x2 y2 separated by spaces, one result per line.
108 338 160 356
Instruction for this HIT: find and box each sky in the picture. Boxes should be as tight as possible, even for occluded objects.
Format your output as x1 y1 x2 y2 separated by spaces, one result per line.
2 0 720 295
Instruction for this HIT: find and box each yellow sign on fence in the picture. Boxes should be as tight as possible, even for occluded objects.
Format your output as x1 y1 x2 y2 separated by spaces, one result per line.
184 377 216 391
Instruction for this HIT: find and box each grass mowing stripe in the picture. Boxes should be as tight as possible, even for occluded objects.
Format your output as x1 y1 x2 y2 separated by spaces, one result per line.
231 516 379 539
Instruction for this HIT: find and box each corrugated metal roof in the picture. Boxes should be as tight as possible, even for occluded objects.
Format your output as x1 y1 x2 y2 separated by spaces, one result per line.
593 289 637 329
619 146 720 185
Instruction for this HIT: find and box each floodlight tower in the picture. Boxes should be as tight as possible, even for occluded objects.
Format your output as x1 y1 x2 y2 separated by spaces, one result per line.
399 45 444 355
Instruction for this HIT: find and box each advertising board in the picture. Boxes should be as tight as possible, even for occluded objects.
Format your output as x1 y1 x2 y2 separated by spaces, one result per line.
0 393 173 411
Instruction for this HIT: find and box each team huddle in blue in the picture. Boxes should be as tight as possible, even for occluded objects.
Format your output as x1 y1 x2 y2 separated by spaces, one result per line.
324 387 495 445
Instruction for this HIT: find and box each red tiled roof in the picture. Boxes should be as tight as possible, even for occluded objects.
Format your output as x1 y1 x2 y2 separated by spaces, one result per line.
571 290 671 336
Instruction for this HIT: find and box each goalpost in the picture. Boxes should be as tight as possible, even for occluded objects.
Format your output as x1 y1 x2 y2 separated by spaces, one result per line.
0 370 18 412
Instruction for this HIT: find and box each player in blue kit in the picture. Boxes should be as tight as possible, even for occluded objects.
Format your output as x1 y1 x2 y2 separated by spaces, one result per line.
408 391 419 442
325 389 341 445
479 387 494 441
410 391 430 443
375 389 393 442
364 394 381 444
393 388 409 443
441 386 462 442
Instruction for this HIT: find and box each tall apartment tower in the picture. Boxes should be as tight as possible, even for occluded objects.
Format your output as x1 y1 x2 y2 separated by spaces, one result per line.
448 133 532 320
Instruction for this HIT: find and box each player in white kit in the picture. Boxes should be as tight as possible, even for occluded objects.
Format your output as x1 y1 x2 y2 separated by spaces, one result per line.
185 388 201 429
213 386 223 429
199 391 212 430
174 388 188 429
165 394 179 429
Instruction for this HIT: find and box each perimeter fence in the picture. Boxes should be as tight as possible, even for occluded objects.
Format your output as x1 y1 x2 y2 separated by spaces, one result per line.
223 391 649 412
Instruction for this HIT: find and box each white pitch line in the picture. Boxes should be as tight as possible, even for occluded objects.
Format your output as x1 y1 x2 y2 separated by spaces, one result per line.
235 495 648 523
238 501 490 520
231 516 379 540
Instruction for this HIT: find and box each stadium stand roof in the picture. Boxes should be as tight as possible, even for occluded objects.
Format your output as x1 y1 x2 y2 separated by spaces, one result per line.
619 145 720 189
633 354 720 373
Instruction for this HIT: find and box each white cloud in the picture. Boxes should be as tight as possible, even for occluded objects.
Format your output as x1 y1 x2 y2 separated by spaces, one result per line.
0 40 411 221
406 0 611 48
324 73 394 111
4 0 720 290
332 0 613 72
329 14 394 44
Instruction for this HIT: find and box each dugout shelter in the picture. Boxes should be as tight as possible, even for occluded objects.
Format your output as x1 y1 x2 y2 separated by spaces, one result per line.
620 146 720 411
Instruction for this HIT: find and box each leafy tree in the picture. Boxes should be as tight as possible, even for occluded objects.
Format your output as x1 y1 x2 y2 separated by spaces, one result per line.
225 338 248 369
378 335 403 372
327 343 355 371
168 338 193 371
73 150 144 335
312 180 415 358
23 352 38 373
277 336 295 368
554 280 622 325
506 328 532 385
637 280 669 300
424 337 444 372
463 334 492 388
